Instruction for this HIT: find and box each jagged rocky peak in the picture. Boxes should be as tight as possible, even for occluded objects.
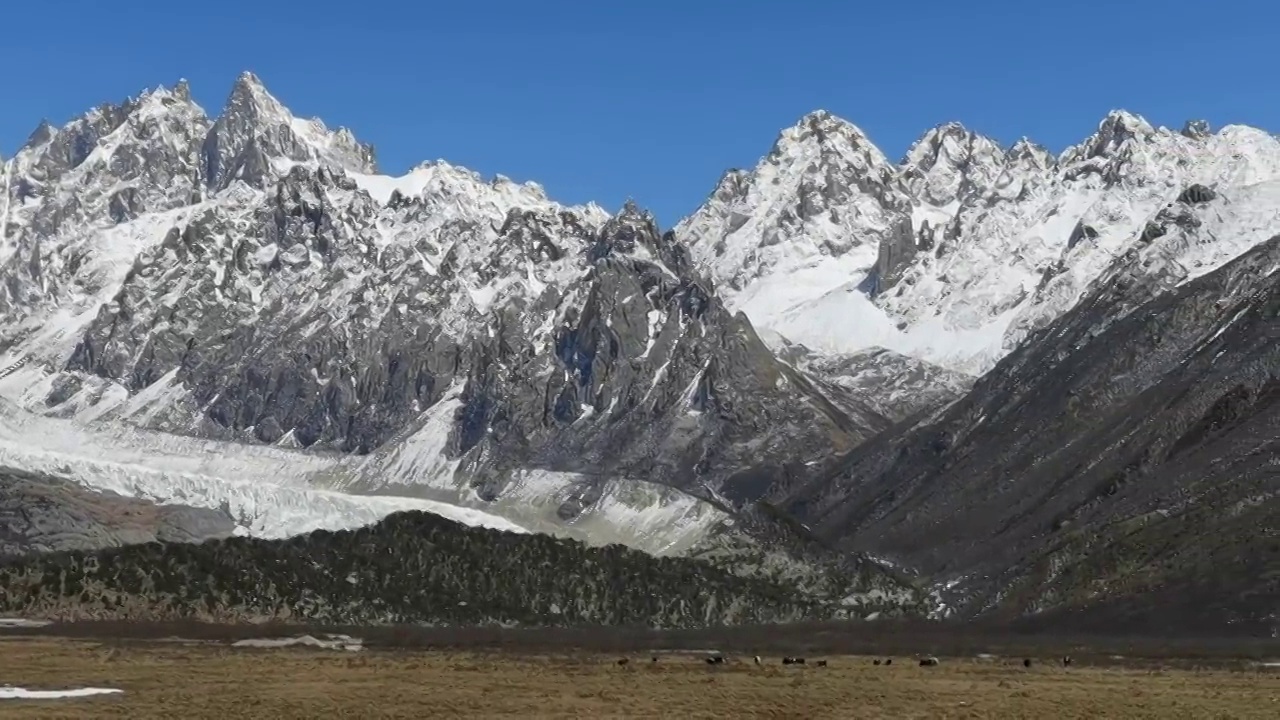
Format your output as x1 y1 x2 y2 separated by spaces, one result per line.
4 81 210 236
899 121 1007 206
21 119 57 150
589 199 691 272
14 102 130 184
708 168 750 204
776 109 903 211
1005 137 1057 171
593 200 651 253
604 198 650 226
419 160 551 205
675 107 914 305
769 109 904 217
784 109 872 142
1181 119 1212 139
771 109 892 177
14 81 206 178
979 136 1058 205
203 71 378 191
489 172 545 199
1062 109 1158 164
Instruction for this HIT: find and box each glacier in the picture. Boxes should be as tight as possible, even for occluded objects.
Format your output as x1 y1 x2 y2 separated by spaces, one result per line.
0 397 529 538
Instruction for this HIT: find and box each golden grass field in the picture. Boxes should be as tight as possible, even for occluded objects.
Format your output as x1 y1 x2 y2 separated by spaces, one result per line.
0 637 1276 719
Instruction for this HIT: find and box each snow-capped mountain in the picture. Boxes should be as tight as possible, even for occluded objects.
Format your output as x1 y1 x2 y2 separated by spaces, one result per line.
0 74 890 567
4 71 1275 628
677 110 1280 374
779 228 1280 629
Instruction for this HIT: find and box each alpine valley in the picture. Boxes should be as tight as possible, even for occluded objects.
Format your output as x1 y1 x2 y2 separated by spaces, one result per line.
0 73 1275 633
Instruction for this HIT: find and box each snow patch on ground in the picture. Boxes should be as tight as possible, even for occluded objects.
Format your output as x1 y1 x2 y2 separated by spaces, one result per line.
1 686 123 700
0 618 52 628
232 634 363 652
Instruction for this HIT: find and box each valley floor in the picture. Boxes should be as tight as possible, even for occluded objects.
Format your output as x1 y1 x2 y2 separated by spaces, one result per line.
0 632 1276 718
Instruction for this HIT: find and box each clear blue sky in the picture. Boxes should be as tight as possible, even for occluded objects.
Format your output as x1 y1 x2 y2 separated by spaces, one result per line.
2 0 1274 225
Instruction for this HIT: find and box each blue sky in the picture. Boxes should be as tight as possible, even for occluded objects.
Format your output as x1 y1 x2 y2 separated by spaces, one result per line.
2 0 1274 225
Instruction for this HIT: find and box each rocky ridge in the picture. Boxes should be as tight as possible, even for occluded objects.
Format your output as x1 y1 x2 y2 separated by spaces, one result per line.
4 73 1278 630
678 110 1280 375
778 222 1280 632
0 74 917 610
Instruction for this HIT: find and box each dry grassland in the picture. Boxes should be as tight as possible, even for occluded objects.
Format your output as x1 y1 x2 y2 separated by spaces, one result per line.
0 637 1276 719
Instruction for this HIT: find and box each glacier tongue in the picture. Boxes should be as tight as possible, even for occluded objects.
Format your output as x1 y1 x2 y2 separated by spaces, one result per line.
0 397 528 539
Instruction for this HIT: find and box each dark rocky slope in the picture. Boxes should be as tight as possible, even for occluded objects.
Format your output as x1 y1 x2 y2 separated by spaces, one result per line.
780 229 1280 632
0 468 234 557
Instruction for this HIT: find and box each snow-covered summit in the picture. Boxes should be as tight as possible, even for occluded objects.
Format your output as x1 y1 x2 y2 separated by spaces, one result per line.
678 108 1280 374
899 122 1006 207
0 73 632 545
675 110 913 358
1 73 883 560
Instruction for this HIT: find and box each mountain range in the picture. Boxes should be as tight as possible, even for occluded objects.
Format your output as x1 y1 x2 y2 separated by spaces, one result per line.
1 72 1276 632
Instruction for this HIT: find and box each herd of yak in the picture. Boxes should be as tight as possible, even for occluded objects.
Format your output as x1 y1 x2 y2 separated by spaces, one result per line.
615 655 1074 668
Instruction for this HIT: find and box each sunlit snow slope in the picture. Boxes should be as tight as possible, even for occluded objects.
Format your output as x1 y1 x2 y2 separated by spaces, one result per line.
677 112 1280 374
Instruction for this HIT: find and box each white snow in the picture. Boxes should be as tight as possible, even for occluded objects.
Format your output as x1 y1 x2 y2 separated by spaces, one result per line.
20 80 1280 576
341 427 730 555
3 204 209 367
0 397 528 539
0 686 123 700
0 76 737 563
477 469 729 556
343 389 466 495
678 110 1280 375
232 634 363 652
0 157 12 266
0 618 51 628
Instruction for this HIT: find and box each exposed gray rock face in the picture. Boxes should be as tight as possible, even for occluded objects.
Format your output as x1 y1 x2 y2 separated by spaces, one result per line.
203 72 377 191
58 170 873 504
898 122 1007 208
8 72 1278 634
779 229 1280 632
1181 119 1212 139
0 74 378 346
0 84 209 325
870 220 919 295
1 77 915 609
1177 183 1217 205
765 334 971 424
0 467 234 557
